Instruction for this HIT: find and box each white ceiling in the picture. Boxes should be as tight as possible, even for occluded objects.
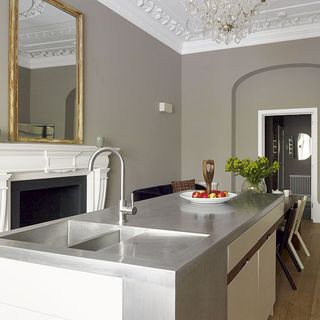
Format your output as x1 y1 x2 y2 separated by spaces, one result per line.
97 0 320 54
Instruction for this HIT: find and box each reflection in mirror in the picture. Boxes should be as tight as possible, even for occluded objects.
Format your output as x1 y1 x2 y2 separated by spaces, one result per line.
297 133 312 160
9 0 83 143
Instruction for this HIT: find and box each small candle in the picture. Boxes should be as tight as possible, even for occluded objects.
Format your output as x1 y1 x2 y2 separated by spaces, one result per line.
96 136 104 147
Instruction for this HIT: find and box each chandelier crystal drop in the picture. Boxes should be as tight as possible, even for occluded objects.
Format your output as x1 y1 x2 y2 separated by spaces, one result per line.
182 0 267 45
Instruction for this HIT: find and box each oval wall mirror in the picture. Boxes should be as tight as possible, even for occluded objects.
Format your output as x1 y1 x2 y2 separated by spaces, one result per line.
8 0 83 143
297 133 312 160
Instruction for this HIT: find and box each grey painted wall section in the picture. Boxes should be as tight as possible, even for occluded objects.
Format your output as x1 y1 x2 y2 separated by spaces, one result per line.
0 0 181 207
29 65 76 139
235 67 320 191
2 0 320 208
0 1 8 141
182 38 320 193
59 0 182 206
18 67 31 123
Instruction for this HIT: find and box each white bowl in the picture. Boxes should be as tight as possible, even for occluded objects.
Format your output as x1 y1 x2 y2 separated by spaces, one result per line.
180 203 234 215
180 191 237 205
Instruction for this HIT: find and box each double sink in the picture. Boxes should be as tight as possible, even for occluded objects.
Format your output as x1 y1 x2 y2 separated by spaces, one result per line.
2 220 209 258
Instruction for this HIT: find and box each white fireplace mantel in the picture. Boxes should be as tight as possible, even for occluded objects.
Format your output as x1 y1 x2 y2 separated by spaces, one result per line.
0 143 112 232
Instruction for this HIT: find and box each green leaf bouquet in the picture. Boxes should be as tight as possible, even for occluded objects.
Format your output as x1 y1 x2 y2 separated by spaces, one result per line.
225 156 280 185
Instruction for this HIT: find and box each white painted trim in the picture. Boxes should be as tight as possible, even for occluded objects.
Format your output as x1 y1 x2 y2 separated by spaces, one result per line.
19 55 76 70
0 174 12 232
181 23 320 54
258 107 319 223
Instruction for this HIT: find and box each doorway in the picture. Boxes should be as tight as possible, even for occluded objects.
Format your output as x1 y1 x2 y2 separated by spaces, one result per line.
258 108 319 223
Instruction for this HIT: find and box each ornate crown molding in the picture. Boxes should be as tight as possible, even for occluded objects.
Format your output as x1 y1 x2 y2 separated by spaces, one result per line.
135 0 191 40
19 23 76 68
19 26 76 43
97 0 320 54
19 0 46 20
19 46 76 59
252 11 320 32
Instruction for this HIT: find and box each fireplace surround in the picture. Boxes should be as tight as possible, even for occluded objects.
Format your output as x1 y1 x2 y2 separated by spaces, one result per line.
0 143 111 232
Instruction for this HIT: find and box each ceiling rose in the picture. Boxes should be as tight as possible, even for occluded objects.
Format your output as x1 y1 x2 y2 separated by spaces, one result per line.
182 0 268 45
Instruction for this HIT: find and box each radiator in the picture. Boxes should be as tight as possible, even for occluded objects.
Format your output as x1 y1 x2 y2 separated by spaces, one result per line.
289 175 311 196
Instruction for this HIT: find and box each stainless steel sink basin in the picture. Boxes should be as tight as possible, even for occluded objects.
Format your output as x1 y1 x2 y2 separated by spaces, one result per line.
2 220 125 248
2 220 209 253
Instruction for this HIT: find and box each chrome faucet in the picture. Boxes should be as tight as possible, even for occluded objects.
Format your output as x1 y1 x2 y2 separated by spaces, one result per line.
88 147 137 224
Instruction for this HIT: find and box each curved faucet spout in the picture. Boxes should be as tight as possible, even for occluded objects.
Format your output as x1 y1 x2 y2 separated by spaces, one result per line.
88 147 137 223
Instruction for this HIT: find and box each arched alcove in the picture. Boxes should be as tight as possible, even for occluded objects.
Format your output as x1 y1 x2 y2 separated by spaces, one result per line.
231 64 320 191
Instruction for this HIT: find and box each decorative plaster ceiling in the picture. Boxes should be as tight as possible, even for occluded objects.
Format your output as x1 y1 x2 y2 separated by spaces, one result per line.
19 0 76 69
97 0 320 54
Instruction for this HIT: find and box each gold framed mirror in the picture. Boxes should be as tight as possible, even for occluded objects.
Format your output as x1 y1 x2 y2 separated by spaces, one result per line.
9 0 83 143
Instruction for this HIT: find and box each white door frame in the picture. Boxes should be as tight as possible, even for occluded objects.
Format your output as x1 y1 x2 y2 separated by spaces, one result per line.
258 107 319 223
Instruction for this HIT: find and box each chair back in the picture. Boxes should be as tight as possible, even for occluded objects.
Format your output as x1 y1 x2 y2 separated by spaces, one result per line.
278 203 298 253
294 196 307 233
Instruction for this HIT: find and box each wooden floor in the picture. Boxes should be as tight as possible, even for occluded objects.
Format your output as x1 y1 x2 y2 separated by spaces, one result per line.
270 220 320 320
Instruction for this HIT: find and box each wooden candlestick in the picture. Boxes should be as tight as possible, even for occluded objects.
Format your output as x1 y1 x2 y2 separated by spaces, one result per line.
202 160 215 194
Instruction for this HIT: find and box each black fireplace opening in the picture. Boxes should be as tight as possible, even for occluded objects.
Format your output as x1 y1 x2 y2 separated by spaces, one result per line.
11 176 87 229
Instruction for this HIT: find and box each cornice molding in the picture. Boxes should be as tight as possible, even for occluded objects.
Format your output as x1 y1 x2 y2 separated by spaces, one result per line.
181 22 320 54
19 23 77 69
19 52 76 69
20 26 76 43
97 0 320 54
135 0 191 41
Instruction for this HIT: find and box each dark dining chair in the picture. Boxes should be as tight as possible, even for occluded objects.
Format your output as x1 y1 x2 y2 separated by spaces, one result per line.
276 202 299 290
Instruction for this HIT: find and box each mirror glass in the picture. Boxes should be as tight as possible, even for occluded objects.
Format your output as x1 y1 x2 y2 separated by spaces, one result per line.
9 0 83 143
297 133 312 160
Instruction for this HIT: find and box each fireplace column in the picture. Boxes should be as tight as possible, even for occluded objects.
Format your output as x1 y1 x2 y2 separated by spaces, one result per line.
0 173 11 232
87 167 110 212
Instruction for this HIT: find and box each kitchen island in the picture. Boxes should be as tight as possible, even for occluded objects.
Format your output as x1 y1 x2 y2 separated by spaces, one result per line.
0 192 284 320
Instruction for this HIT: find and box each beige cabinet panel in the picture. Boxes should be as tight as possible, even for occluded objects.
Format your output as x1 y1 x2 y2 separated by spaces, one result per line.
258 231 276 319
228 203 283 272
228 252 259 320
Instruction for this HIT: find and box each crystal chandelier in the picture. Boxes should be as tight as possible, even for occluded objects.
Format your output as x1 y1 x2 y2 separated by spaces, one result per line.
182 0 267 45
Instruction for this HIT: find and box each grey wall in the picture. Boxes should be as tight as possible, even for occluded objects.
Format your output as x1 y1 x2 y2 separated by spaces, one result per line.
18 67 31 123
234 67 320 190
3 0 320 207
0 0 181 207
29 65 76 139
58 0 182 206
182 38 320 192
0 1 8 141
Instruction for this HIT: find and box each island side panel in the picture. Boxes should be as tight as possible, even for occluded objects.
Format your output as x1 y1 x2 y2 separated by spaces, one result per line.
123 273 176 320
0 258 123 320
176 241 227 320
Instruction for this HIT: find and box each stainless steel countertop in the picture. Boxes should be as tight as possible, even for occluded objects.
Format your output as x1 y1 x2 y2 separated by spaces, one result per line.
0 192 283 281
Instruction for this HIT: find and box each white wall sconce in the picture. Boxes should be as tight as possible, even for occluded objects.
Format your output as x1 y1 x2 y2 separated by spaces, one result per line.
159 102 173 114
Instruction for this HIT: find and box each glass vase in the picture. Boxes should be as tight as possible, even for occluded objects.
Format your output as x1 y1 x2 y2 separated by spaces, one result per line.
241 178 267 193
